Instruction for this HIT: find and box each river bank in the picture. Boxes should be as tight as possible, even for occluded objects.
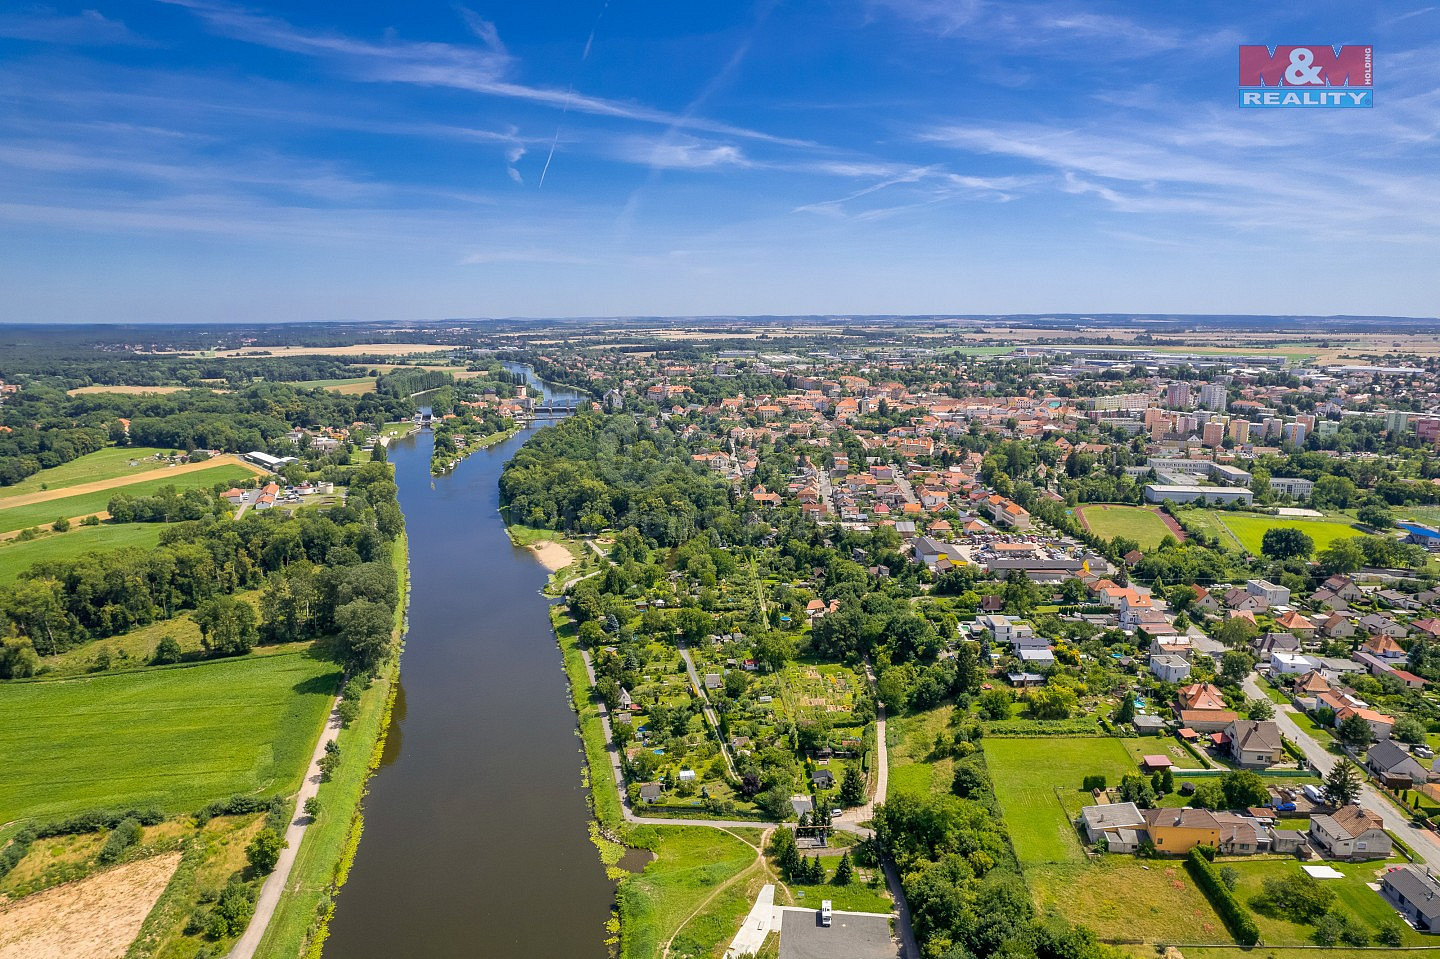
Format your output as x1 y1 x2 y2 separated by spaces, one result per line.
429 423 518 476
252 531 410 959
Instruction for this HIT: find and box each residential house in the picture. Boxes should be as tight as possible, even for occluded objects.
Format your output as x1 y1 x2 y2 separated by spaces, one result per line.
1225 719 1284 768
1254 632 1301 662
1142 807 1221 854
1175 682 1238 732
1360 634 1407 659
1247 579 1292 608
1336 705 1395 741
1150 654 1191 683
1381 865 1440 933
1359 613 1408 640
1274 609 1317 639
1318 613 1356 639
1367 739 1431 788
1308 806 1391 860
811 769 836 791
1079 802 1146 852
639 783 663 803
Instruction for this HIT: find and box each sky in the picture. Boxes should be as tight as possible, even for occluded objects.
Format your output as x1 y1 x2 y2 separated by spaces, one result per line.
0 1 1437 323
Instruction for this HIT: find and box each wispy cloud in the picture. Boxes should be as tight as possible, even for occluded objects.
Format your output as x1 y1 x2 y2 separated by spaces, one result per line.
0 8 146 46
459 249 592 265
160 0 814 148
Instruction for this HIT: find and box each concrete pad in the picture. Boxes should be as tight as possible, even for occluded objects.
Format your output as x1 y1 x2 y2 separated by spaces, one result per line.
778 908 900 959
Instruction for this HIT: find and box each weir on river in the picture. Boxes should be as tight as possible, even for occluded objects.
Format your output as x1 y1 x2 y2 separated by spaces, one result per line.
323 374 612 958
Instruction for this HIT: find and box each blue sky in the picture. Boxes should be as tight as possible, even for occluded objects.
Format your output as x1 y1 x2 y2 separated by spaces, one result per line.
1 1 1437 322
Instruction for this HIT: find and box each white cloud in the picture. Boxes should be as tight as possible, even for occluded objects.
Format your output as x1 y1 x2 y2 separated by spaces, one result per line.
0 9 145 46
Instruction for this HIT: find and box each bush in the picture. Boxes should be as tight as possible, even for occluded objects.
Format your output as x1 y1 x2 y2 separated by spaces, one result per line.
245 828 286 874
0 828 38 880
96 817 144 865
1081 774 1107 791
194 794 284 825
1257 872 1334 922
152 635 183 665
337 697 361 726
1186 848 1259 946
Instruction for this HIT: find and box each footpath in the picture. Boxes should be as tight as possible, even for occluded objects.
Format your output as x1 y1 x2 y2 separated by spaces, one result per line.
226 696 343 959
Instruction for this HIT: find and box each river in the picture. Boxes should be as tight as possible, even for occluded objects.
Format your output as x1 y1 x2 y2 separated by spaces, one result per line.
323 373 612 958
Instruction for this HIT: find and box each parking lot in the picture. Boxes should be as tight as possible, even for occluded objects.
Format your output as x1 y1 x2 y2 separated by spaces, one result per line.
778 908 900 959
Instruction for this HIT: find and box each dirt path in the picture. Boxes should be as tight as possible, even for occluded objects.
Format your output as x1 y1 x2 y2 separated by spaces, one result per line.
225 695 343 959
0 456 267 510
661 828 766 959
0 852 182 959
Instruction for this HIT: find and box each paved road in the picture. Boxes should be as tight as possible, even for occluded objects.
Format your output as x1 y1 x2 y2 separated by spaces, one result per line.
1243 674 1440 869
226 695 343 959
725 883 776 958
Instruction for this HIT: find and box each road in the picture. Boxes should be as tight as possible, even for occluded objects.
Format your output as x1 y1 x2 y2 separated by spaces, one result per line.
226 695 343 959
1243 674 1440 869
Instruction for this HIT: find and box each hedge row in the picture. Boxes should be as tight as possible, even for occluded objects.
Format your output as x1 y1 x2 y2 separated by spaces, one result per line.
1185 847 1260 946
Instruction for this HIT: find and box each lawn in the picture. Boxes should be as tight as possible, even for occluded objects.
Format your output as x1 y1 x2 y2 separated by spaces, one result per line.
0 462 257 533
0 446 172 500
0 650 339 824
1077 505 1175 549
1209 512 1363 556
1222 857 1424 945
985 737 1138 865
887 704 956 798
0 521 167 586
1029 858 1226 943
617 825 759 959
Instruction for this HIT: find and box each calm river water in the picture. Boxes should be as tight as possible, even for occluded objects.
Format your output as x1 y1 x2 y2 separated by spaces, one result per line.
323 376 611 958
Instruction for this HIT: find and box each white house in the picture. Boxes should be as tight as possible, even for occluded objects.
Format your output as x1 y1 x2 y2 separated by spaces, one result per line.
1269 651 1321 677
1150 654 1192 683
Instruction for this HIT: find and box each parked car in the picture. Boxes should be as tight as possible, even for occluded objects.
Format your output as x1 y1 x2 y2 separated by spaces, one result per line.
1271 801 1297 812
820 900 833 927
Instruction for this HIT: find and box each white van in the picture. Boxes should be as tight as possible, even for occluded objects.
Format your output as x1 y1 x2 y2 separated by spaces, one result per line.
820 900 833 927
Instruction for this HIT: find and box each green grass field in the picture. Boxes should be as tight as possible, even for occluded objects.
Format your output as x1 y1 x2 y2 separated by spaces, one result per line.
887 704 956 798
1031 858 1227 943
0 463 255 533
1222 857 1422 946
985 737 1138 865
0 651 339 824
0 446 172 500
618 825 759 959
0 522 167 586
1213 512 1362 556
1078 505 1175 549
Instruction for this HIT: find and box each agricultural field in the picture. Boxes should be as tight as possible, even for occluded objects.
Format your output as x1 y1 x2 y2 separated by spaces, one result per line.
287 376 376 395
984 736 1137 865
0 522 167 586
0 447 172 500
0 462 258 533
65 384 194 395
0 650 338 824
1187 510 1362 556
1076 504 1177 549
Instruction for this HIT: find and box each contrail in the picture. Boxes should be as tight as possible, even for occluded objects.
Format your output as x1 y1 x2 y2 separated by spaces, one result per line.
538 85 572 188
541 0 609 187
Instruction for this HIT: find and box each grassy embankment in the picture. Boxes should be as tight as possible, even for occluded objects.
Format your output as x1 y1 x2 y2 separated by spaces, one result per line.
254 532 409 959
0 651 338 826
429 424 520 475
0 462 258 533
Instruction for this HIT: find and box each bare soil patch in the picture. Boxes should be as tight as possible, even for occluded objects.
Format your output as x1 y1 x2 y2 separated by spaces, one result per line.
530 541 575 572
0 852 182 959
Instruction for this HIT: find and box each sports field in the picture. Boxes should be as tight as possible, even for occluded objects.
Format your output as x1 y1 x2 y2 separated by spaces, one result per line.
0 651 338 823
0 447 172 500
0 463 256 534
0 523 167 586
1199 511 1361 555
984 736 1137 865
1076 504 1176 549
